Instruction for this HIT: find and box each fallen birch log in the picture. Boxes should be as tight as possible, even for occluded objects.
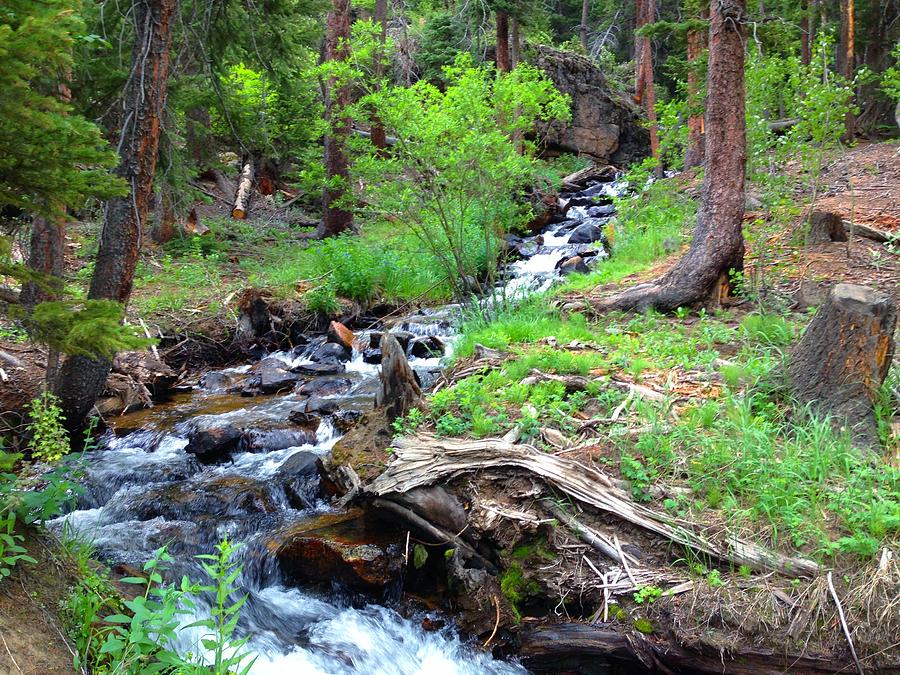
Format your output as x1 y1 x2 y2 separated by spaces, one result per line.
843 220 893 244
231 162 254 219
367 435 820 578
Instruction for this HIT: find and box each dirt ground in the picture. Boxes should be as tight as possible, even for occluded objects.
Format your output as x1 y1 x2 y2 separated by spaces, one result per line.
0 529 77 675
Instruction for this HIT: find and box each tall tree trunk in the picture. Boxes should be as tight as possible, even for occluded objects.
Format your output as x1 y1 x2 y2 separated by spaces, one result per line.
496 10 510 73
55 0 176 430
319 0 354 237
593 0 746 313
684 5 707 169
369 0 388 152
580 0 590 52
635 0 661 174
800 0 813 66
21 76 71 311
839 0 855 138
510 17 521 68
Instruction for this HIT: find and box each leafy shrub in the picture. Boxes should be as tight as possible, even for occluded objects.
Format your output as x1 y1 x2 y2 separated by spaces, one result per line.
26 392 70 462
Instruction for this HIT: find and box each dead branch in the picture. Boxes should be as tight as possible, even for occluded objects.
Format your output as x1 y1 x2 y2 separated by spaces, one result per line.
367 435 820 578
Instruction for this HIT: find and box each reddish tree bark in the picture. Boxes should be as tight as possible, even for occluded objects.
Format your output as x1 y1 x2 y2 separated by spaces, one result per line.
319 0 354 237
496 10 510 73
510 16 521 68
634 0 661 174
684 5 708 169
594 0 746 313
55 0 176 429
369 0 388 152
838 0 856 138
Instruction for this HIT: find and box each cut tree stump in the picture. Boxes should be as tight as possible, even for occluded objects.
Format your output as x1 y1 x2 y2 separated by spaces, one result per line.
375 333 421 421
788 283 896 448
231 162 254 219
805 210 848 245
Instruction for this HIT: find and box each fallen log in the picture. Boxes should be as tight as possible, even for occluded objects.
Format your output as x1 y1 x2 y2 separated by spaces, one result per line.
560 163 617 191
518 623 869 674
843 220 893 244
231 162 254 219
367 435 820 578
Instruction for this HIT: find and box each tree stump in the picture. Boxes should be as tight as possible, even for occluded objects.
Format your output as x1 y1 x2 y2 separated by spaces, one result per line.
805 210 848 245
788 283 896 448
375 333 421 421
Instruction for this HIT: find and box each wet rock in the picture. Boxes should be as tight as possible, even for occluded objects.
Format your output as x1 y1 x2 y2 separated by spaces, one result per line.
501 234 530 261
277 451 325 509
116 475 280 521
200 370 240 393
524 189 559 234
291 361 346 376
273 515 403 592
185 426 243 463
303 396 339 416
567 222 605 245
392 486 467 534
408 335 445 359
327 321 356 351
251 358 301 394
584 204 616 218
242 428 317 452
296 376 353 397
288 410 320 434
332 409 364 432
362 348 382 365
309 341 351 363
277 450 322 479
557 255 591 276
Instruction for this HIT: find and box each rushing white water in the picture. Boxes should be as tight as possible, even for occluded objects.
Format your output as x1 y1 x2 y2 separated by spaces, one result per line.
54 175 625 673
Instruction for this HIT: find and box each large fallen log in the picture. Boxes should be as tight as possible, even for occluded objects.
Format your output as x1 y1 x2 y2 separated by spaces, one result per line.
367 435 820 578
518 623 870 674
560 163 617 191
231 162 254 219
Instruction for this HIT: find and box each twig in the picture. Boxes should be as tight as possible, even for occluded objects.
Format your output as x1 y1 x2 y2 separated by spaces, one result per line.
0 630 22 674
826 571 864 675
483 595 501 648
613 535 637 588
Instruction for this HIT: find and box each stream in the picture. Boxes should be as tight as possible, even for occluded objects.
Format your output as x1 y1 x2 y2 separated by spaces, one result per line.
52 176 624 673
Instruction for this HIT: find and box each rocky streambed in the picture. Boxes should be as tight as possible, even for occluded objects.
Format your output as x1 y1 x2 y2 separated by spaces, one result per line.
52 173 625 672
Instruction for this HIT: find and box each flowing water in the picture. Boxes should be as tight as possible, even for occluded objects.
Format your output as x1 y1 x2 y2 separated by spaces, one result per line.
52 177 624 673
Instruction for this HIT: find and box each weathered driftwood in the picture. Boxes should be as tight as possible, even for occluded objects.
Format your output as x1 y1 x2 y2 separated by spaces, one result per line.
517 623 870 674
788 283 896 448
843 220 893 244
231 162 254 219
560 163 617 191
367 435 820 577
374 333 421 421
543 500 636 566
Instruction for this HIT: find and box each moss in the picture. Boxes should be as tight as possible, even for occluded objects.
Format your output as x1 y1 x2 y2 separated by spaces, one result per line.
633 618 654 634
500 562 541 623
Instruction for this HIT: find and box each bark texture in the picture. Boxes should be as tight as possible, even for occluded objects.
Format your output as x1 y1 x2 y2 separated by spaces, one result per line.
375 334 421 422
805 210 848 245
319 0 354 238
634 0 660 173
593 0 746 313
683 6 708 169
368 0 389 152
20 214 65 309
55 0 176 430
495 10 510 73
787 283 896 448
580 0 590 52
